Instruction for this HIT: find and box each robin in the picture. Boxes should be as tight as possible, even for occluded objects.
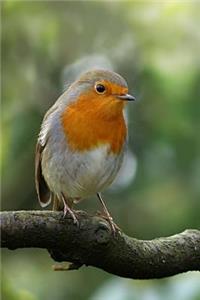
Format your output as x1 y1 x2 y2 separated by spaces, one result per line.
35 69 135 233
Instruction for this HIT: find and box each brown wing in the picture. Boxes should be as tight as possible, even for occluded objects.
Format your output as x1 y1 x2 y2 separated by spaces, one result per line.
35 141 51 207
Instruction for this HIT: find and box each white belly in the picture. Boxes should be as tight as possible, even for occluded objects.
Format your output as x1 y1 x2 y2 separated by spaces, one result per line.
42 144 124 199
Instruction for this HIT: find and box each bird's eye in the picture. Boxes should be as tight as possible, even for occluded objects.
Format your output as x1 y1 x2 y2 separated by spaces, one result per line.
95 83 106 94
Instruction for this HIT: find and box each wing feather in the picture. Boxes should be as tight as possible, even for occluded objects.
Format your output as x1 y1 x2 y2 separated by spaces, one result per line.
35 141 51 207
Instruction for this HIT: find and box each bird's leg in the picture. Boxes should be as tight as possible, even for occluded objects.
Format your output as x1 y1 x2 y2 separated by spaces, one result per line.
61 193 79 225
96 193 120 234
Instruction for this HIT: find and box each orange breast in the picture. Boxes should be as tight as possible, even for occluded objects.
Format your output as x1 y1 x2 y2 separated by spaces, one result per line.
61 91 127 154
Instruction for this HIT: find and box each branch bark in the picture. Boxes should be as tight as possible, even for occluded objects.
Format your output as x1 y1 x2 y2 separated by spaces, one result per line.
1 210 200 279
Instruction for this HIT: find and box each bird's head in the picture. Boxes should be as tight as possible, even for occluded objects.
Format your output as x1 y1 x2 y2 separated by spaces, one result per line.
68 69 135 117
61 69 135 151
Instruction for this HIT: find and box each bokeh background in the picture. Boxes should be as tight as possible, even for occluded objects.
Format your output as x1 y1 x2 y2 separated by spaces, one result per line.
1 1 200 300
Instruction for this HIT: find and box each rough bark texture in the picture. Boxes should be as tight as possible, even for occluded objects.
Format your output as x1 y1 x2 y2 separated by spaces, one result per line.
1 210 200 279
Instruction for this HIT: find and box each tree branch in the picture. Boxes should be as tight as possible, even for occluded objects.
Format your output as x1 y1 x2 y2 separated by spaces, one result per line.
1 210 200 279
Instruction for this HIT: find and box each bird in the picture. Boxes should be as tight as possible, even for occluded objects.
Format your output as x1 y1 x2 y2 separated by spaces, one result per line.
35 69 135 233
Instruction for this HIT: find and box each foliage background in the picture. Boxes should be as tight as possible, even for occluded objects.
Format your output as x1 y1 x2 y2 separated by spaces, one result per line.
1 1 200 299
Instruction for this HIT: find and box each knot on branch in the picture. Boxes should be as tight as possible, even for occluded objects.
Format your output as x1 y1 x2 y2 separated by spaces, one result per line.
94 221 111 244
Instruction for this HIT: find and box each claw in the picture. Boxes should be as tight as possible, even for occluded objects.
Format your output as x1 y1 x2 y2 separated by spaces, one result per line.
99 213 121 235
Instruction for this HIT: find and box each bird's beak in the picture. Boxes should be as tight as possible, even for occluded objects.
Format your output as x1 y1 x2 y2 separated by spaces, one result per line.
117 94 136 101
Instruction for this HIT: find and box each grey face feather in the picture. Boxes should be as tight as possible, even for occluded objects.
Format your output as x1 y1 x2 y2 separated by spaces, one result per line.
76 69 128 89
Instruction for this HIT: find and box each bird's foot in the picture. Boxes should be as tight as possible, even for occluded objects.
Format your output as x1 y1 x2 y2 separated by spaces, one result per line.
63 204 79 226
96 211 121 235
61 193 79 225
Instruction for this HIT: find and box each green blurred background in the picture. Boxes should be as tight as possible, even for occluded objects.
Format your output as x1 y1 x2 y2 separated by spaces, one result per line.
1 1 200 299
